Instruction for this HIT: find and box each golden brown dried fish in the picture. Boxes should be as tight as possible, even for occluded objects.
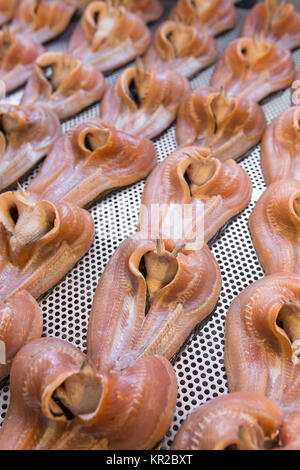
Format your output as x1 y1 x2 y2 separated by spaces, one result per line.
168 0 237 36
143 21 218 78
0 0 19 25
210 36 295 103
261 106 300 184
100 61 190 139
249 179 300 274
67 1 151 72
0 189 94 299
87 232 221 372
176 87 266 159
0 337 177 450
0 104 61 192
172 389 300 450
139 147 252 244
0 28 45 93
26 119 156 207
171 392 282 450
0 290 42 381
241 0 300 51
21 52 106 120
224 273 300 418
10 0 76 44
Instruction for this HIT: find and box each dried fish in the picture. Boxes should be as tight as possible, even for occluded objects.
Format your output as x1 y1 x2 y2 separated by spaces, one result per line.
291 71 300 106
0 28 44 93
171 392 282 450
242 0 300 51
225 273 300 417
139 147 252 244
21 52 106 120
87 232 221 371
210 35 295 103
168 0 237 36
0 189 94 299
0 104 61 191
100 61 190 139
0 290 42 381
112 0 163 23
0 337 177 450
67 1 151 72
176 87 266 159
261 106 300 184
143 21 218 78
10 0 76 44
249 179 300 274
27 119 156 207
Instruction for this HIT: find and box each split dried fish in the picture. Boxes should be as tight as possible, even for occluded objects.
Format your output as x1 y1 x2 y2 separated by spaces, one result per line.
173 391 300 449
242 0 300 51
109 0 163 23
0 104 61 191
139 147 252 244
0 189 94 299
249 179 300 274
21 52 106 120
100 61 190 139
143 20 218 78
0 28 44 93
67 1 151 72
27 119 156 207
168 0 237 36
176 86 266 160
171 392 282 450
210 35 295 103
87 232 221 371
0 337 177 450
225 273 300 417
10 0 76 44
291 71 300 106
171 392 300 450
0 290 42 381
261 106 300 184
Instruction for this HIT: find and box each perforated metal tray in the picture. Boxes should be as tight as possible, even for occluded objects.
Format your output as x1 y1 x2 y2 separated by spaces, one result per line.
1 2 300 450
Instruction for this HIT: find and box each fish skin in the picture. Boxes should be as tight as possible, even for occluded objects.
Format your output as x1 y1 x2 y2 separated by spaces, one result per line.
67 1 151 73
26 119 157 208
0 190 95 300
168 0 237 37
143 20 218 79
241 0 300 51
210 36 295 103
224 273 300 417
21 52 106 121
0 104 61 191
0 337 178 450
100 63 190 139
176 86 266 160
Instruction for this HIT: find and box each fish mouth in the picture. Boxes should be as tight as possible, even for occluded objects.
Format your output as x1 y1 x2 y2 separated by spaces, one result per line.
49 360 102 421
276 300 300 364
0 189 58 265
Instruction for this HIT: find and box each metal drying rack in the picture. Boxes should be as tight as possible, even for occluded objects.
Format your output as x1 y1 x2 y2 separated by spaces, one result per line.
0 1 300 450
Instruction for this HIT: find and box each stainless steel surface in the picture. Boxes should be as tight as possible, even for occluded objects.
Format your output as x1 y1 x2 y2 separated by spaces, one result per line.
0 2 300 449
